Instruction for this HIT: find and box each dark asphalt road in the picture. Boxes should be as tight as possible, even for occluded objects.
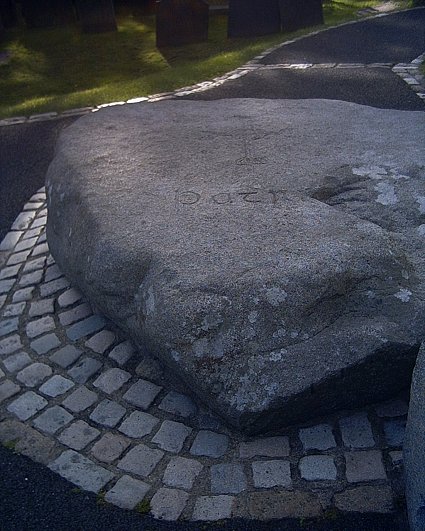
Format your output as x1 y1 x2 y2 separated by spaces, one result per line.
0 117 77 242
0 8 423 530
262 8 425 64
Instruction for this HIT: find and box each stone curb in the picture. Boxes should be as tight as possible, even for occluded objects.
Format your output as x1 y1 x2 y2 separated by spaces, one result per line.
0 7 423 128
0 191 410 521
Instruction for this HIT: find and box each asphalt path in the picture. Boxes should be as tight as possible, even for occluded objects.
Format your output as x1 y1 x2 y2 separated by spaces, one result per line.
0 8 423 530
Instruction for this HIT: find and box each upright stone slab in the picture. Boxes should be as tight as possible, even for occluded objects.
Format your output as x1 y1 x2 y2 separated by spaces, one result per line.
279 0 323 32
228 0 280 38
0 0 17 28
22 0 75 28
156 0 209 48
405 344 425 531
74 0 117 33
46 99 425 434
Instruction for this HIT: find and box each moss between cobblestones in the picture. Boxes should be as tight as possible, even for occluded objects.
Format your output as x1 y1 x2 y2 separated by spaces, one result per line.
2 438 18 450
135 499 151 514
0 0 413 119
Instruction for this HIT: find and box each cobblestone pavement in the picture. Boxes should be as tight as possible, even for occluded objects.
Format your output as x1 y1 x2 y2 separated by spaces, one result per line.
0 195 410 522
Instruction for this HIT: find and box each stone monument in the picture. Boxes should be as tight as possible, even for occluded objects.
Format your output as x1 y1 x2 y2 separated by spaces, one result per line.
228 0 281 38
156 0 209 47
46 99 425 434
74 0 117 33
279 0 323 32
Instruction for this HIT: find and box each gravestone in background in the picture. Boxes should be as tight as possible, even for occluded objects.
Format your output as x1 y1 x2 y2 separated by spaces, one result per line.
22 0 75 28
74 0 117 33
279 0 323 32
156 0 209 47
228 0 280 38
0 0 17 28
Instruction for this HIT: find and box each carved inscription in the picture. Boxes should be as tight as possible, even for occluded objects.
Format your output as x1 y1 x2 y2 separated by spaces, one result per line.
176 188 287 206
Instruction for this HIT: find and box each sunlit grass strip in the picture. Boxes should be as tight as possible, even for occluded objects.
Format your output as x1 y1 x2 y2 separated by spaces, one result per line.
0 1 414 119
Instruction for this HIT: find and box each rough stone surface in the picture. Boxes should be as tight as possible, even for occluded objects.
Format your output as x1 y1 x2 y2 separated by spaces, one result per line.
152 420 191 453
7 391 48 420
91 433 130 463
46 99 425 433
405 343 425 531
58 420 100 450
251 460 291 488
89 399 126 428
33 405 74 434
334 486 393 513
117 443 164 477
190 430 229 458
163 456 203 490
246 491 322 519
49 450 114 493
93 368 131 394
299 455 337 481
118 411 159 438
62 386 98 412
123 379 162 410
192 495 234 521
105 475 149 510
239 436 289 458
299 424 336 450
339 413 375 448
211 463 247 494
150 487 189 521
345 450 387 482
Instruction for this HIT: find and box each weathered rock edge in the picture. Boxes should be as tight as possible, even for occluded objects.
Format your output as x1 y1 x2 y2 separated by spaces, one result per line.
46 99 425 434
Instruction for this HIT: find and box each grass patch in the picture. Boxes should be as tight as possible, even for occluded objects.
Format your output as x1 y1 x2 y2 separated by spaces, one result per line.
135 499 151 514
2 439 18 450
0 0 414 118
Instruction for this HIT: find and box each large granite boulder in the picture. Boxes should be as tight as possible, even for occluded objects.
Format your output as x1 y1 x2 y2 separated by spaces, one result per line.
46 99 425 434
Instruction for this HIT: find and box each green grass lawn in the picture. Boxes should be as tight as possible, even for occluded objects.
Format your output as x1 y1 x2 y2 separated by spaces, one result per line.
0 1 415 118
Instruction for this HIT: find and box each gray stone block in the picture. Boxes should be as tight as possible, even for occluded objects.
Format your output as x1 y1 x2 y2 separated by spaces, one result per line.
39 375 75 397
46 99 425 433
17 363 52 387
150 487 189 521
44 264 62 282
159 391 197 418
59 303 92 326
23 257 45 274
252 460 291 488
246 491 322 519
29 299 55 317
67 357 102 383
334 486 393 513
0 379 21 403
14 236 38 253
12 287 35 302
211 463 247 494
58 420 100 450
50 345 82 368
0 279 16 295
30 333 61 355
2 352 31 373
85 330 115 354
163 456 203 490
12 211 36 231
384 419 406 447
190 431 229 458
0 265 21 280
0 335 23 356
118 411 159 438
49 450 114 493
108 340 135 366
62 386 98 413
117 444 164 477
0 230 23 251
19 270 43 288
89 399 126 427
0 317 19 337
58 288 83 308
91 433 130 463
152 420 191 453
299 424 336 451
105 475 149 510
3 302 26 318
40 277 69 298
123 379 162 410
192 495 234 521
7 250 31 266
7 391 47 420
339 413 375 448
26 316 55 338
239 436 289 458
66 315 105 341
299 455 337 481
93 368 131 394
345 450 386 482
33 405 74 434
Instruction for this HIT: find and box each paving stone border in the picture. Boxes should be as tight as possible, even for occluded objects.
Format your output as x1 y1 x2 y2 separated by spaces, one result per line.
0 7 423 128
0 191 411 521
